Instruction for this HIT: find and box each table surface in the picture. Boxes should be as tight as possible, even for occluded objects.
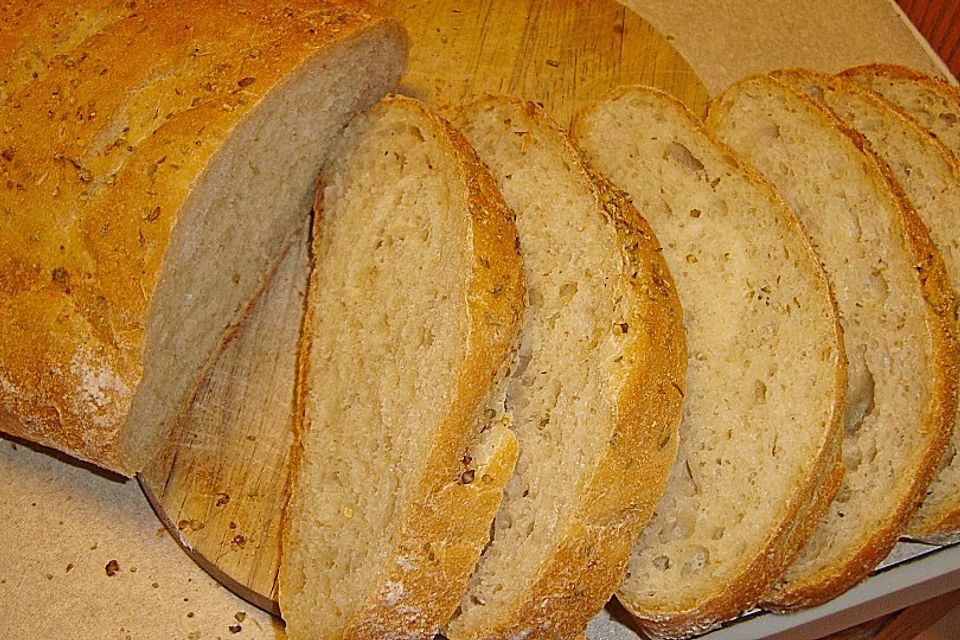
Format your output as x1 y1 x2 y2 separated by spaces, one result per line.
0 1 953 639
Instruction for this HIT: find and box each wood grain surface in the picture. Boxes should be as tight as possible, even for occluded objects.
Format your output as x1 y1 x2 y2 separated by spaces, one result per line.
819 589 960 639
140 226 310 614
138 0 708 613
897 0 960 77
390 0 710 123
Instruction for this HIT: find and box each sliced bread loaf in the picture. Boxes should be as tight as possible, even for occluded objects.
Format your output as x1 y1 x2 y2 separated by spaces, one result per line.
841 64 960 159
278 95 526 640
706 75 959 610
0 0 408 474
773 68 960 545
572 86 846 638
445 97 686 640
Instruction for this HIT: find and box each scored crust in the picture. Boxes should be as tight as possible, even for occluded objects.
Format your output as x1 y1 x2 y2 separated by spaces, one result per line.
706 74 959 611
571 85 847 639
446 97 687 640
279 95 526 640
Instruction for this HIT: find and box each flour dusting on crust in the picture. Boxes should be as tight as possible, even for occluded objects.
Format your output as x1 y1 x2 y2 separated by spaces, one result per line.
68 347 131 429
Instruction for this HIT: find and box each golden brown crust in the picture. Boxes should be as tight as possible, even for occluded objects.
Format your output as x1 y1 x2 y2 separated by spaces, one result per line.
0 1 405 474
448 96 686 640
776 70 958 605
573 86 847 639
344 96 526 639
0 1 135 104
706 73 959 611
839 63 960 100
766 159 959 609
780 67 960 544
282 95 526 639
909 509 960 545
775 65 960 542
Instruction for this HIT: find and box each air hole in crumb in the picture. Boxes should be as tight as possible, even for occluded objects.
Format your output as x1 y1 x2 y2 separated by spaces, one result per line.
558 281 578 304
754 379 767 403
408 125 425 142
664 142 705 173
681 546 709 576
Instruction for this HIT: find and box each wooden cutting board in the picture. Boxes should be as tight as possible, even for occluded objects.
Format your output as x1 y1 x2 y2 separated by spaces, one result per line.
139 0 709 615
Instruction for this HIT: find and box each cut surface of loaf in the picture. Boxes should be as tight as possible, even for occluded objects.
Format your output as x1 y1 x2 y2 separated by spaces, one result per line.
446 97 686 640
707 75 959 610
0 0 407 475
572 86 846 638
278 96 525 640
774 68 960 545
841 64 960 159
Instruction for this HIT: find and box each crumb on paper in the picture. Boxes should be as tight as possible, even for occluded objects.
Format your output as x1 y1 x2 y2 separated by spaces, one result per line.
178 518 205 531
105 559 120 576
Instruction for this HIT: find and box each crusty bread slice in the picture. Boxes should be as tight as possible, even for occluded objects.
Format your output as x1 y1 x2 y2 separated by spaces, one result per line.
841 64 960 160
0 0 407 474
278 95 525 640
572 86 846 638
706 75 959 610
773 68 960 545
445 97 686 640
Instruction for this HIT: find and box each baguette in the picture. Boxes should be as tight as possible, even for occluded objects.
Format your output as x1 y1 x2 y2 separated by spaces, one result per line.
572 86 846 638
278 95 525 640
774 68 960 544
706 74 959 610
0 0 407 474
446 96 686 640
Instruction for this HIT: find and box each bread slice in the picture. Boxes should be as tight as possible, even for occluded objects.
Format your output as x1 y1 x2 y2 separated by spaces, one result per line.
572 86 846 638
773 68 960 545
278 95 526 640
0 0 407 475
706 75 959 610
841 64 960 159
445 97 686 640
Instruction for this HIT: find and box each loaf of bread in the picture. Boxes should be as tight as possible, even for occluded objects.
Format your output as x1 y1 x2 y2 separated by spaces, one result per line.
773 68 960 545
278 95 525 640
707 75 959 610
841 64 960 159
0 0 407 475
446 97 686 640
572 86 846 638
